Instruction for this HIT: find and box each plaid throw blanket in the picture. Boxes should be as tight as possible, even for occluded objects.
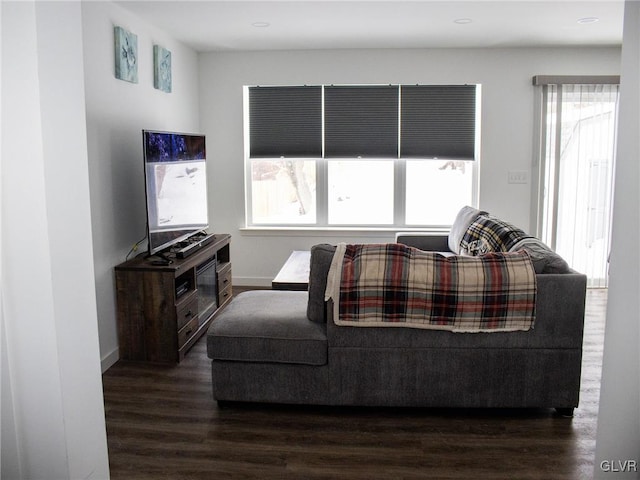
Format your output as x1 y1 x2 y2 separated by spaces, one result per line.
325 243 537 333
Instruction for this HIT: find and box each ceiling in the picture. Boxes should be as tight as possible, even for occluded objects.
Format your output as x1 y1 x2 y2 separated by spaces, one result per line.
117 0 625 52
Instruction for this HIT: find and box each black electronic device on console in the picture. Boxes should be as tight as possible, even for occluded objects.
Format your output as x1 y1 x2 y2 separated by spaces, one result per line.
174 233 216 259
175 279 190 298
151 259 172 266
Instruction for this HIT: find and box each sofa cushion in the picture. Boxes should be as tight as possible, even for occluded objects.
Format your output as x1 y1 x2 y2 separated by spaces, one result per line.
460 214 529 255
207 290 327 366
510 237 571 274
396 233 452 253
307 244 336 323
448 205 487 253
327 273 585 350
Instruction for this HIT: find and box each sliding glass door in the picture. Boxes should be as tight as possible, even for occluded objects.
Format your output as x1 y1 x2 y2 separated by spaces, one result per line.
535 79 619 287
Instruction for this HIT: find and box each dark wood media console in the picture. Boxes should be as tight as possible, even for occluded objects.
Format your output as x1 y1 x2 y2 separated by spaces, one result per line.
115 234 232 363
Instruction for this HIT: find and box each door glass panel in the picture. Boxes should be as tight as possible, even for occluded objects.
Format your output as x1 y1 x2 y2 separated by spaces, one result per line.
542 84 618 287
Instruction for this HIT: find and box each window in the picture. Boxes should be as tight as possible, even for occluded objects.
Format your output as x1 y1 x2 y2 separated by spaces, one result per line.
405 160 474 225
328 159 395 225
245 84 480 228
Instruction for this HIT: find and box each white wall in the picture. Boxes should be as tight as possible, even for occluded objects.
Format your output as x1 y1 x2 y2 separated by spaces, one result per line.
82 1 201 369
198 47 620 285
594 1 640 477
1 2 109 478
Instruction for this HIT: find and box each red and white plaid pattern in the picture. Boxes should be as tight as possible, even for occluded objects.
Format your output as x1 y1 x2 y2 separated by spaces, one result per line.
326 243 537 333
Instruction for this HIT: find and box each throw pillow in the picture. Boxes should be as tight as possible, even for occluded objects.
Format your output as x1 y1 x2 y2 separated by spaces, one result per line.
460 214 530 255
448 205 488 253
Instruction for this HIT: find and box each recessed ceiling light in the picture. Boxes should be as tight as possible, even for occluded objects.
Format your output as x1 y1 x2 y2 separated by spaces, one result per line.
252 22 270 28
454 18 473 25
577 17 599 24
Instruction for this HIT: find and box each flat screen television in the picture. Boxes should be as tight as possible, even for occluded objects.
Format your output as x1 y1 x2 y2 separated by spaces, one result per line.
142 130 209 256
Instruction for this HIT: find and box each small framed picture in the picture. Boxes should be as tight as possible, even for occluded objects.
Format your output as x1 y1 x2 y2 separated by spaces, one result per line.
154 45 172 93
114 26 138 83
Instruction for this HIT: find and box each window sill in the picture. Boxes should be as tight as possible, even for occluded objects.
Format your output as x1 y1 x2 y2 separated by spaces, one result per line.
239 226 450 238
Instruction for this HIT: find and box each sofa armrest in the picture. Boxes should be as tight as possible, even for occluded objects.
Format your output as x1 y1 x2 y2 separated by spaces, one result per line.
395 232 451 252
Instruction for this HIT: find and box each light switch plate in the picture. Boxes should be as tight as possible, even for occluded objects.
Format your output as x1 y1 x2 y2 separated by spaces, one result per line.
508 170 529 184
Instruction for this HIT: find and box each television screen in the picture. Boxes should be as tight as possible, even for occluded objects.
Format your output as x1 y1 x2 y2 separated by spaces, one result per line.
143 130 208 255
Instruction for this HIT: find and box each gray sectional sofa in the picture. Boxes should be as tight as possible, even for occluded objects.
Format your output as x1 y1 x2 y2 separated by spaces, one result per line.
207 208 587 415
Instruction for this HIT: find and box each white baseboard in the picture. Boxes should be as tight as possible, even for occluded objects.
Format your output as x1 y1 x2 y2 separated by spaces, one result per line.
101 347 119 373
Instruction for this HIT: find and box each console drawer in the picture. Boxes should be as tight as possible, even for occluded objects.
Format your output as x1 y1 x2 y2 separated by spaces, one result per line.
178 316 199 348
219 284 233 307
176 297 199 331
217 264 232 293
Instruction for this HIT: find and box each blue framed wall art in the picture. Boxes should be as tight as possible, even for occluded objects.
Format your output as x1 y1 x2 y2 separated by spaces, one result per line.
153 45 172 93
114 26 138 83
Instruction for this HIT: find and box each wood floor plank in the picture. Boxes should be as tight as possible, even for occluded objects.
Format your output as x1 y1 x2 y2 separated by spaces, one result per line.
103 288 606 479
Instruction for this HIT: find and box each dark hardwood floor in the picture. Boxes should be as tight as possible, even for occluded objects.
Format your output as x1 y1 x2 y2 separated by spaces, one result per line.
103 288 606 479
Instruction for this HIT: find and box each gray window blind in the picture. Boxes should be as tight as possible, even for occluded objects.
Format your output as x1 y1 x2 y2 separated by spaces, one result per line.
249 86 322 158
324 85 399 158
400 85 477 160
248 84 478 160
